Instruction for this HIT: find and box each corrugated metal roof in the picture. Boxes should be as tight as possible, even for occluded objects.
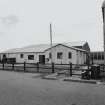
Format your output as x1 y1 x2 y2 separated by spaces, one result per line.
64 41 86 47
0 41 87 53
45 44 87 52
1 48 21 53
0 44 57 53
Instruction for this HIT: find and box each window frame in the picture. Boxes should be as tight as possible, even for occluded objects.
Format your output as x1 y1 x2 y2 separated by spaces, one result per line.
49 52 52 59
68 52 72 59
57 52 63 59
20 54 24 58
28 55 34 60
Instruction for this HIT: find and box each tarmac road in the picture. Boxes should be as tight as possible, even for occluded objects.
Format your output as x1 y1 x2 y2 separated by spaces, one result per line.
0 70 105 105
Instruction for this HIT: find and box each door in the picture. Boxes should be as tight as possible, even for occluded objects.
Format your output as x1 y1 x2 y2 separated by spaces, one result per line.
39 55 45 64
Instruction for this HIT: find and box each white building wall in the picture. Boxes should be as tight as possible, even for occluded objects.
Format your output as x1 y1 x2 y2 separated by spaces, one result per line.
17 52 45 63
0 52 45 63
45 44 86 64
16 53 37 63
76 51 87 64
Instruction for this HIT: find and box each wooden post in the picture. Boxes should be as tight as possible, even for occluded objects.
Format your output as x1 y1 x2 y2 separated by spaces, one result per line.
37 62 39 72
88 63 90 70
52 62 54 73
24 62 26 72
12 63 14 71
70 63 72 76
2 62 4 70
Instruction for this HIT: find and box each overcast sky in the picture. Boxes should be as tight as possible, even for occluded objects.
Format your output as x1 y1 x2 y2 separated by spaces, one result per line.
0 0 104 51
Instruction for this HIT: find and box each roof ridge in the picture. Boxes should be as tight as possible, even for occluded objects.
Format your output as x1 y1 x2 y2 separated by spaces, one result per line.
0 41 88 53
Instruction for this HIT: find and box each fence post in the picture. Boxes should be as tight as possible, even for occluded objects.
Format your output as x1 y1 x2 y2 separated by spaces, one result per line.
24 62 26 72
37 62 39 72
12 63 14 71
103 64 105 71
2 62 4 70
88 63 90 70
52 62 54 73
70 63 72 76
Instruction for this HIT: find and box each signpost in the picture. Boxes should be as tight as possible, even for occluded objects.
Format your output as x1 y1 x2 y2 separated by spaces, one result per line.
50 23 53 63
102 1 105 69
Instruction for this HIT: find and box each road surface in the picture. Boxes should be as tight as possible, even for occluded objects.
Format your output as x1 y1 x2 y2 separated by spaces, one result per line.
0 70 105 105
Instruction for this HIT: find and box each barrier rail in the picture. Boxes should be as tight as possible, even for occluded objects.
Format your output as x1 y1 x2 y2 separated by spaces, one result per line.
0 62 92 76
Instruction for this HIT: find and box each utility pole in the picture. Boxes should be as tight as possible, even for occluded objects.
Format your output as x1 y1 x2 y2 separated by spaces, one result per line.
50 23 53 63
102 1 105 69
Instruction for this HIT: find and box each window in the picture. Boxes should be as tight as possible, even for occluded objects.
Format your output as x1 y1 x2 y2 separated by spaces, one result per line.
49 53 52 59
20 54 24 58
57 52 63 59
68 52 72 59
28 55 34 60
93 53 97 60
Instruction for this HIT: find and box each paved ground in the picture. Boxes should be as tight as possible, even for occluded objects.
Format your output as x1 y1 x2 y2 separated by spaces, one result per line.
0 70 105 105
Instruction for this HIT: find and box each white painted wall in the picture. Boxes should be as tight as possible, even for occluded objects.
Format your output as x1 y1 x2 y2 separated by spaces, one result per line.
0 52 45 63
45 44 86 64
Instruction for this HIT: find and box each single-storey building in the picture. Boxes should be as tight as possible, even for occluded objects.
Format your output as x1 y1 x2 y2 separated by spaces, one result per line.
0 41 90 64
90 51 104 64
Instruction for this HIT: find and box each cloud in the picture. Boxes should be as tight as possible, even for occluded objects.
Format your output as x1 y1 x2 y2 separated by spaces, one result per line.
0 15 19 27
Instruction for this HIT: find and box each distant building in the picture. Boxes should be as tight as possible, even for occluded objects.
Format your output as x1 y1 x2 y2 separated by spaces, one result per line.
0 41 90 64
90 51 104 64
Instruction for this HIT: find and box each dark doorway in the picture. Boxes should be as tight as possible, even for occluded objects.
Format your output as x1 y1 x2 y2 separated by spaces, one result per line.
39 55 45 64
